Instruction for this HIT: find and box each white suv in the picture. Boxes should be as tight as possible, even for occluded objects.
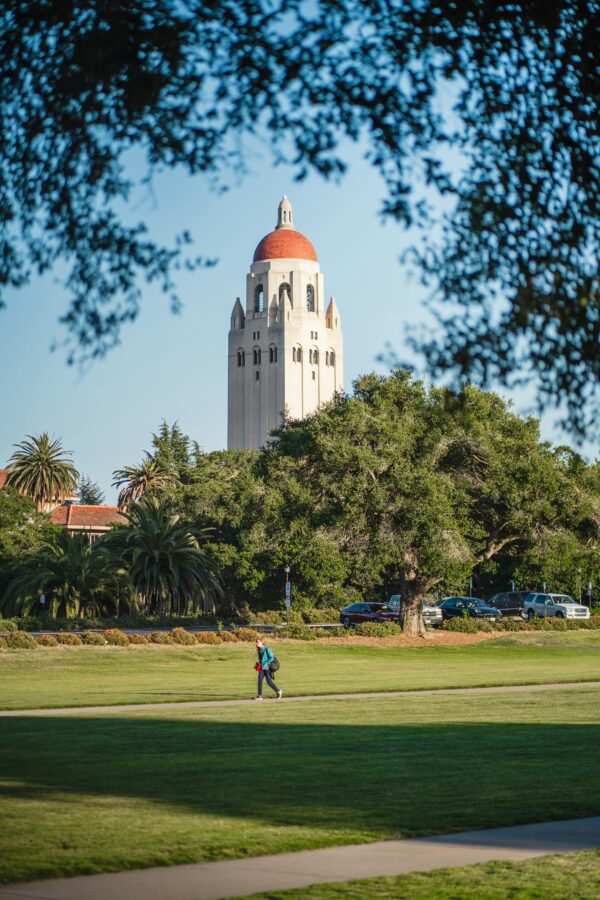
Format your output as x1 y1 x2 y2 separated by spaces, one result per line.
523 593 590 620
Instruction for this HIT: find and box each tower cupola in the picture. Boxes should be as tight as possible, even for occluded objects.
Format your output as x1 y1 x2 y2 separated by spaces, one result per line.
277 195 293 229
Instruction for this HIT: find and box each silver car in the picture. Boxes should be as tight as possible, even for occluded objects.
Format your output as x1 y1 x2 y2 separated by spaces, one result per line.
523 593 590 620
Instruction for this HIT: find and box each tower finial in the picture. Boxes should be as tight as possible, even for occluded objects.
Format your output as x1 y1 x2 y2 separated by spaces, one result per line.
276 196 293 229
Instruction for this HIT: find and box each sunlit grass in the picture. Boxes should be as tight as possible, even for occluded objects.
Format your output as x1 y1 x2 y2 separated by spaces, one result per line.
2 631 600 710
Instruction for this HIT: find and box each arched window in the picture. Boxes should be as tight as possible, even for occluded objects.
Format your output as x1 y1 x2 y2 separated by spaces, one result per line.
269 346 278 363
237 350 242 367
329 350 335 366
279 282 291 306
297 347 302 363
254 284 264 313
313 348 319 365
292 347 296 362
309 349 313 364
253 347 261 365
325 351 330 366
306 284 315 312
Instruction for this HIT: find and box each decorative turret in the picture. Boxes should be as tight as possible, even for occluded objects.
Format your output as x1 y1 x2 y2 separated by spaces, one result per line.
277 195 293 229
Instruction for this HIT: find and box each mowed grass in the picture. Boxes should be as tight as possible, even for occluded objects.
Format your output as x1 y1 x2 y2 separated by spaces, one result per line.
1 686 599 883
2 631 600 710
244 851 600 899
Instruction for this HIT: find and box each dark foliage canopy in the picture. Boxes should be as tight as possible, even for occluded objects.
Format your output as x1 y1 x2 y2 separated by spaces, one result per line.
1 1 598 433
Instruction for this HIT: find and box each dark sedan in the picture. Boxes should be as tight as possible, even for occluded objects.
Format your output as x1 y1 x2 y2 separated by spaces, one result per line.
339 602 385 628
437 597 501 620
488 591 534 616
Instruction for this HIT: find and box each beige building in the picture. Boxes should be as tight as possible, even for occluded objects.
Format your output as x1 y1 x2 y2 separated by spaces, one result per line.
228 197 344 449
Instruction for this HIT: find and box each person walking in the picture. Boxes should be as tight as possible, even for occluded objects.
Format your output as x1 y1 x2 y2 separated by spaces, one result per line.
254 638 282 700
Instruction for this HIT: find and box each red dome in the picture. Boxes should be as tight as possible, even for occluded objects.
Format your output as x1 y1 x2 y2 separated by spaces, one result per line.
253 228 317 262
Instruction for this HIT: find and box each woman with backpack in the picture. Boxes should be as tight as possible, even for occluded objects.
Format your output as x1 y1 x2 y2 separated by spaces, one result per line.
254 638 282 700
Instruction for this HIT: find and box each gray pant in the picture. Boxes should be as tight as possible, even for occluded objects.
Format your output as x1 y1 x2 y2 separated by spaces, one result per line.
258 669 279 696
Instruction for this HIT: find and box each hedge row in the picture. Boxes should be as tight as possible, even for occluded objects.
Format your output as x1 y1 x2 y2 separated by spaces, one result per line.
0 627 261 650
443 616 600 633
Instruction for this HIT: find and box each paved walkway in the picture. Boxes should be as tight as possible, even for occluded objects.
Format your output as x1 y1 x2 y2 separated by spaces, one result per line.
1 680 599 717
0 817 598 900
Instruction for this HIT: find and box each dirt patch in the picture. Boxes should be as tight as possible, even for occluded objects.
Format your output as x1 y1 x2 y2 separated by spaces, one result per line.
274 631 501 648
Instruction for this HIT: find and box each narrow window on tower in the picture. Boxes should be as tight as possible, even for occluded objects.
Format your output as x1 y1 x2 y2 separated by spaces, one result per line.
292 347 296 362
330 350 335 366
279 282 291 306
297 347 302 363
325 351 329 366
306 284 315 312
255 371 260 381
313 349 319 365
254 284 264 313
309 349 313 364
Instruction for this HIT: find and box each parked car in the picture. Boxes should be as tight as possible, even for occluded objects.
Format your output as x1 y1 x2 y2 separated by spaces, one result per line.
381 595 443 628
522 593 591 620
339 602 386 628
437 597 501 621
488 591 534 616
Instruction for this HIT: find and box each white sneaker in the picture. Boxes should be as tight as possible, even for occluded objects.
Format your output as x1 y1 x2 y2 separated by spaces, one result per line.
254 696 263 701
277 690 283 700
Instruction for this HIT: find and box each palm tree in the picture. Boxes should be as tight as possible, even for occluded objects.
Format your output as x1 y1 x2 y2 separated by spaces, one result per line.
3 531 134 618
112 455 174 508
100 496 220 615
6 433 79 511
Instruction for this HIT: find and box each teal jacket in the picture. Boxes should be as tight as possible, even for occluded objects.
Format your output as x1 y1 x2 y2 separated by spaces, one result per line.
259 645 275 671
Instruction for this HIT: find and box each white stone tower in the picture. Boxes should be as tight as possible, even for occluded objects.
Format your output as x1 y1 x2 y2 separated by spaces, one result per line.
228 197 344 449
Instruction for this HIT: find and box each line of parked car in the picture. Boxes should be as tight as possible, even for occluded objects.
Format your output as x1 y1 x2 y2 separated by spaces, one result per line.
339 591 592 628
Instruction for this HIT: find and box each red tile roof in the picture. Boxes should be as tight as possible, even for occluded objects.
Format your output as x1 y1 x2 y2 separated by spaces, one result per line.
51 505 126 529
0 469 8 489
253 229 318 262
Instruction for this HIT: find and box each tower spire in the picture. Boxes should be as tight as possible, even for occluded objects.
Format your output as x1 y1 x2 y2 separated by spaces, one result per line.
276 195 293 230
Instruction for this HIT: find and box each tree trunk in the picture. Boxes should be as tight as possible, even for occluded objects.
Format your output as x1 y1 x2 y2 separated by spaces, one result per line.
399 586 426 637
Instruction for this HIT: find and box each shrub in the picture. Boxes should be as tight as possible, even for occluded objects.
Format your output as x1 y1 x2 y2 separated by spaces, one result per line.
232 627 260 642
170 627 197 646
0 618 18 633
219 630 239 642
5 630 38 649
277 624 318 640
102 629 130 646
81 631 107 646
302 607 340 624
14 616 43 632
56 632 82 646
0 636 6 649
494 617 529 632
37 634 58 647
128 633 149 644
249 610 286 625
324 625 347 637
149 631 174 644
443 617 478 633
355 622 402 637
195 631 222 644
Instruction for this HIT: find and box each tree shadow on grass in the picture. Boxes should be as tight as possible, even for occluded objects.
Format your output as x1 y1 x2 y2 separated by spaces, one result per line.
1 718 599 839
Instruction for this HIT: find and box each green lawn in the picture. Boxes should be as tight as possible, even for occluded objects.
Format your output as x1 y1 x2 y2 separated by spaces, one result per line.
2 631 600 710
244 851 600 898
1 686 599 883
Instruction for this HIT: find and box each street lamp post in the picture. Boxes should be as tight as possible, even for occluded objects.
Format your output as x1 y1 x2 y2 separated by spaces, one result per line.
284 565 291 625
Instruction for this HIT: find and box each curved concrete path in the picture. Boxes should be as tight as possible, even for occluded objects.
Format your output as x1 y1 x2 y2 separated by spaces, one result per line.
1 679 599 717
0 817 598 900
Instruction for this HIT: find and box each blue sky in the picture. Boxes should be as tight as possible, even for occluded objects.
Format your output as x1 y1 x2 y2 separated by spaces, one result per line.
0 144 594 502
